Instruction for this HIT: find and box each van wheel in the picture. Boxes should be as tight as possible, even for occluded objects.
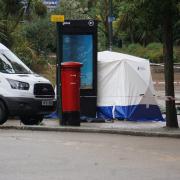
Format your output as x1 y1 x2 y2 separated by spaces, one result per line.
0 101 8 125
20 115 43 125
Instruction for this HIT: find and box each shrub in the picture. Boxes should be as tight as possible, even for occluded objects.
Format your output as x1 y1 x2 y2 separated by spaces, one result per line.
22 17 56 55
12 27 48 72
12 29 35 67
145 43 163 63
146 42 162 50
116 43 164 63
126 43 146 57
174 46 180 63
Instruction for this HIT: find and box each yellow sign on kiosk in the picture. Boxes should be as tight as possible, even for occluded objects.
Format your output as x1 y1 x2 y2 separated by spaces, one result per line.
51 15 64 23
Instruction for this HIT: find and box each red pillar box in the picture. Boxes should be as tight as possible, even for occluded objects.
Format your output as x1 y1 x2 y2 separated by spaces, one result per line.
61 62 82 126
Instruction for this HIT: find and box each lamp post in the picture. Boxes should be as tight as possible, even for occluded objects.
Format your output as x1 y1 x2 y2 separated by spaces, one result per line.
51 15 64 125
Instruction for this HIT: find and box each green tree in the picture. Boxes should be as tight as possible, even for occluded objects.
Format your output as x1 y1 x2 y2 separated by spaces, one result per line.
121 0 179 128
0 0 26 47
162 0 178 128
83 0 114 49
22 17 56 55
34 1 47 17
92 0 179 126
54 0 89 19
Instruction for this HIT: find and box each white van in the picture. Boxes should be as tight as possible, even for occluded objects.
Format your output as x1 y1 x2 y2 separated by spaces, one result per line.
0 43 56 125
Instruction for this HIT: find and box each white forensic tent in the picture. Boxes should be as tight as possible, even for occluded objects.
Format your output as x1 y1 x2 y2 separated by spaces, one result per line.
97 51 163 121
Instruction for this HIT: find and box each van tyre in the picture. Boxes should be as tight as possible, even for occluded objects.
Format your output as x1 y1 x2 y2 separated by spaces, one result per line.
20 115 43 125
0 101 8 125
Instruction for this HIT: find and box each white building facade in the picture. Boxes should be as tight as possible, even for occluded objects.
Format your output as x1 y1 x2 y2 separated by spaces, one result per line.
43 0 60 11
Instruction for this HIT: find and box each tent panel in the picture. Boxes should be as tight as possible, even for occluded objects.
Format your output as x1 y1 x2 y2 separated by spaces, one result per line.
97 61 123 97
139 88 157 105
127 60 156 95
126 60 151 84
115 104 164 121
98 60 149 106
97 61 127 105
98 51 148 63
97 106 113 119
123 62 146 105
97 51 163 121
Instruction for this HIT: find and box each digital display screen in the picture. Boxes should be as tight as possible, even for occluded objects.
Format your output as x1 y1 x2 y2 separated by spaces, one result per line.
63 35 93 89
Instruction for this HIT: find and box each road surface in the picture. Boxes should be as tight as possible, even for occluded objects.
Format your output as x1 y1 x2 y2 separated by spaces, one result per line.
0 129 180 180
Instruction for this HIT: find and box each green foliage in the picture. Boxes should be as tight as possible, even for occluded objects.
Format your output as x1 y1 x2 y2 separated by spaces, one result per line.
53 0 90 19
11 26 40 69
34 1 47 17
174 20 180 45
146 42 163 50
12 39 34 68
174 46 180 62
0 0 179 79
0 0 25 47
145 43 163 63
116 42 180 63
126 44 145 56
119 44 147 60
22 17 56 55
116 43 162 63
12 27 50 73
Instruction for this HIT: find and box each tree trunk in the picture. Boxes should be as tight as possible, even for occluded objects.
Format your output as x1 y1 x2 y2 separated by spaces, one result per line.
162 1 178 128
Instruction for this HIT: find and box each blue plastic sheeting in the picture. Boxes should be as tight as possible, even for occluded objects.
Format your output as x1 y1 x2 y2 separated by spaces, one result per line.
45 111 58 119
96 106 113 120
97 104 164 121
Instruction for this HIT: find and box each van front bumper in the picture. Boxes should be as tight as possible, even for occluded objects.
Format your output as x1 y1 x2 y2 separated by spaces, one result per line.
5 97 57 116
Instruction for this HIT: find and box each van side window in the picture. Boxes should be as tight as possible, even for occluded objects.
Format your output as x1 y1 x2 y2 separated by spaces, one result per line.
0 54 14 73
2 53 28 74
0 51 30 74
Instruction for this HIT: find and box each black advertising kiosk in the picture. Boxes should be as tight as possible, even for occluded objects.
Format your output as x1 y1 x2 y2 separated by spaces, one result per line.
61 20 97 118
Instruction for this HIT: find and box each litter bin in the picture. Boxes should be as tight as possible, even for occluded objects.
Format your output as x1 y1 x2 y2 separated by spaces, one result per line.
61 62 82 126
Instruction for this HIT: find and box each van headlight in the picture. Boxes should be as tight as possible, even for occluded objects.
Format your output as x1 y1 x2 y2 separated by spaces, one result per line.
7 79 30 90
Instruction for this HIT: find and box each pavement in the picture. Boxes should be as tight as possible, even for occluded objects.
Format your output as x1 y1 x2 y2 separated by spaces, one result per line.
1 128 180 180
1 115 180 138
